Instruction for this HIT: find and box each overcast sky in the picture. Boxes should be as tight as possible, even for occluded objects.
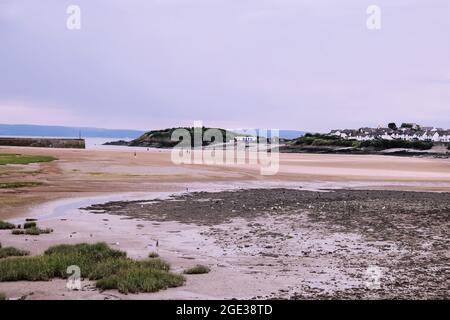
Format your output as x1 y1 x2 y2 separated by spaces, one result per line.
0 0 449 132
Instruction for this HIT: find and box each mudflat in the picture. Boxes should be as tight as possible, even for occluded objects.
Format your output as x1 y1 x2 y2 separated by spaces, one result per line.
83 188 449 299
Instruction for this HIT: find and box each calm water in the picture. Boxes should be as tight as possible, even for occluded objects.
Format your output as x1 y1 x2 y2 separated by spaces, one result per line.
0 135 150 151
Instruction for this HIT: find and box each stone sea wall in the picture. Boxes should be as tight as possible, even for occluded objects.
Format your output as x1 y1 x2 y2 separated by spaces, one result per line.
0 137 85 149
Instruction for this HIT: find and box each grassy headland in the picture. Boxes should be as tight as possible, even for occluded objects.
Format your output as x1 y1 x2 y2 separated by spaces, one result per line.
281 133 435 154
105 127 246 148
290 133 433 150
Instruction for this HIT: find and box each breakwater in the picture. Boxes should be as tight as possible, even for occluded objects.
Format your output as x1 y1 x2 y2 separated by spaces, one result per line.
0 137 85 149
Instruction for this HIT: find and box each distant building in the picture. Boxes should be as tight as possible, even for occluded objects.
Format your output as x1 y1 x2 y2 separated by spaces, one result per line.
234 136 257 143
329 124 450 143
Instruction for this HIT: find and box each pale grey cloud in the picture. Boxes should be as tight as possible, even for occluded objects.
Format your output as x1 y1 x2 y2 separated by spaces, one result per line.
0 0 449 131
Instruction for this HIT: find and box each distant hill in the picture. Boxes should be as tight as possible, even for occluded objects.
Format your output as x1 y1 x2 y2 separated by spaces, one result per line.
106 127 244 148
0 124 145 139
280 133 439 156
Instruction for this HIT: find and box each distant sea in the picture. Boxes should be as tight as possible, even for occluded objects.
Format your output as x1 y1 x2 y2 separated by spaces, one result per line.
84 137 163 151
0 124 146 150
0 124 145 139
0 135 136 151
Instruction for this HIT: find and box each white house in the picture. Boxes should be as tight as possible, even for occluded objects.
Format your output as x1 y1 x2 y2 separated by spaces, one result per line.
234 136 257 143
329 125 450 143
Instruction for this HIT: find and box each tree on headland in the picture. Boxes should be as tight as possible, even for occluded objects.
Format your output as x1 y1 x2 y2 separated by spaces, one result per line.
388 123 398 130
401 123 421 131
401 123 413 129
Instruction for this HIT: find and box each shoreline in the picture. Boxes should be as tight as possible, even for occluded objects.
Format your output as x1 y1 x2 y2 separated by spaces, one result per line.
279 146 450 158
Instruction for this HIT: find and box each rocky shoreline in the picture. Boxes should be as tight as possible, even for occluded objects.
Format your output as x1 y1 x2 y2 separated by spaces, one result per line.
279 145 450 158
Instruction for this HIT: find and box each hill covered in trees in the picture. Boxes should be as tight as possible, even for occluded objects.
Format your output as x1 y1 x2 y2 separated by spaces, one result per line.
104 127 244 148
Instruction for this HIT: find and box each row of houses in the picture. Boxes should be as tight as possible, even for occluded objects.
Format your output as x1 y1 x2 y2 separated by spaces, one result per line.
330 126 450 143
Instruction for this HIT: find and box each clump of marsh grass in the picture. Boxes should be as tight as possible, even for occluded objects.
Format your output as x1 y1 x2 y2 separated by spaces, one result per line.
23 222 37 229
0 221 16 230
0 243 29 259
0 182 43 189
26 227 53 235
96 266 184 294
148 252 159 258
11 221 52 236
0 242 184 294
183 265 210 275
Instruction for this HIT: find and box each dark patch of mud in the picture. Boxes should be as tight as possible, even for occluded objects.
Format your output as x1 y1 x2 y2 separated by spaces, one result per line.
83 189 450 299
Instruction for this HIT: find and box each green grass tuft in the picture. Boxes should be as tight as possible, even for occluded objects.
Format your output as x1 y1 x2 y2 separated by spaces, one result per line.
0 246 29 259
183 264 211 275
0 242 184 294
0 154 57 166
0 221 16 230
23 222 37 229
0 182 43 189
12 227 53 236
96 267 185 294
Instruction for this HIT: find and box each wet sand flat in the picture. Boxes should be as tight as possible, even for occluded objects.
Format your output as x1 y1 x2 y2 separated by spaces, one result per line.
2 146 450 220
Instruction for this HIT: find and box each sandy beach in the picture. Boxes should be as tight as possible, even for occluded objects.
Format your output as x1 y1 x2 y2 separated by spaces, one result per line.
0 146 449 299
